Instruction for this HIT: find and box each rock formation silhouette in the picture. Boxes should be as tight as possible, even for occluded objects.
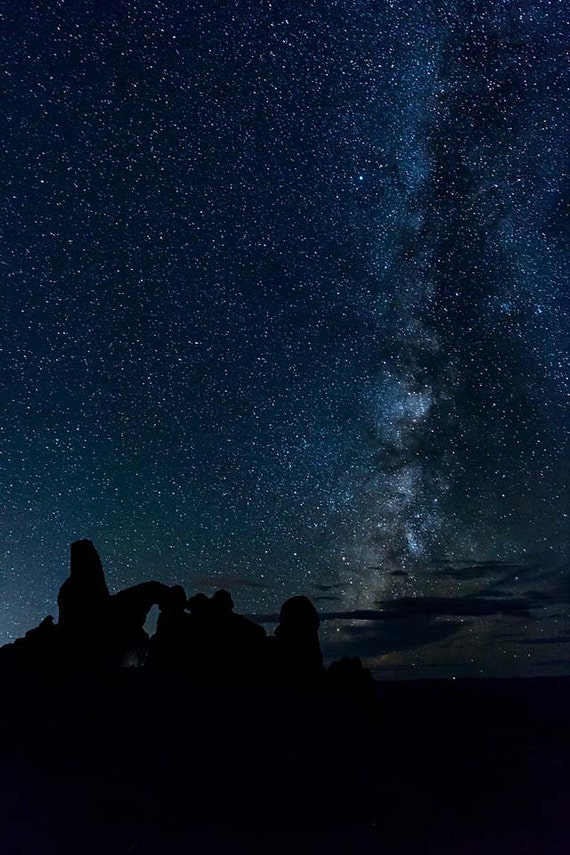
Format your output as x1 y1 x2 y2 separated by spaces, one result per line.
107 580 171 666
208 588 267 681
57 538 110 633
146 584 192 671
327 655 374 696
271 595 325 683
0 539 357 687
1 539 561 855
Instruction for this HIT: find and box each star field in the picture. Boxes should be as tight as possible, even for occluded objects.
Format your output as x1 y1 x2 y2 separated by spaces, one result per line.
1 0 568 676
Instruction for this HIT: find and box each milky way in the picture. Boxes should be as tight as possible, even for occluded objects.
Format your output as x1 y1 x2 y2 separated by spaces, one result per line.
330 1 568 609
1 1 568 674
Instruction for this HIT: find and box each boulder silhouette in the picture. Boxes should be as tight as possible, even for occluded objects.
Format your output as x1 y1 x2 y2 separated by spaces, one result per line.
147 584 193 671
180 592 216 678
271 595 324 682
186 592 210 617
209 589 267 681
327 656 373 696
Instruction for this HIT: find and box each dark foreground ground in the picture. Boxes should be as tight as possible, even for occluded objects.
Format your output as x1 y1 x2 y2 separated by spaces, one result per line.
1 671 569 854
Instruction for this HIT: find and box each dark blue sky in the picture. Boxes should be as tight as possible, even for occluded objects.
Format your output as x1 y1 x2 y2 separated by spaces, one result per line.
1 0 568 676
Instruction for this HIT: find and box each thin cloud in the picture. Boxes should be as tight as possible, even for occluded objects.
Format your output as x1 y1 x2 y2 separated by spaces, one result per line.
431 560 530 582
522 635 570 645
322 618 466 659
193 576 266 590
312 583 344 592
371 595 534 619
249 596 534 624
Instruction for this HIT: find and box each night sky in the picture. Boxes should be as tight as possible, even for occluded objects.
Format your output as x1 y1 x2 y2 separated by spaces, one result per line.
1 0 568 677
